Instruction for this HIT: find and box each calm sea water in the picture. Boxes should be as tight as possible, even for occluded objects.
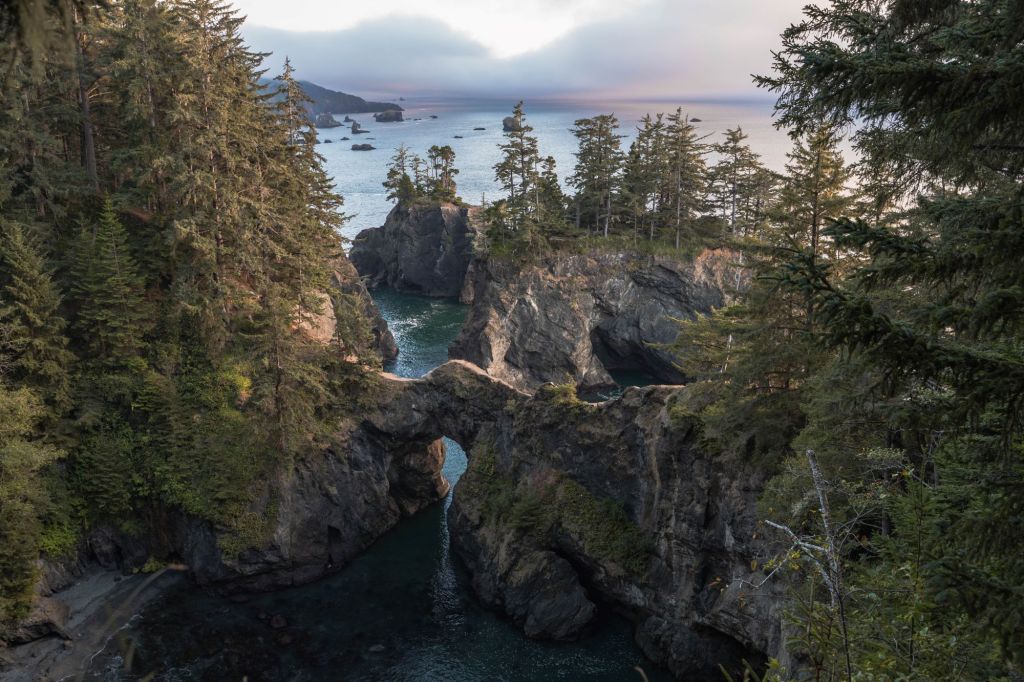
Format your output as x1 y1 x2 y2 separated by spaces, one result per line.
325 97 791 241
84 289 673 681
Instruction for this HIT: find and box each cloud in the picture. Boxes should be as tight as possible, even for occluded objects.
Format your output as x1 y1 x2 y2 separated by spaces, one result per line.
243 0 807 100
237 0 657 56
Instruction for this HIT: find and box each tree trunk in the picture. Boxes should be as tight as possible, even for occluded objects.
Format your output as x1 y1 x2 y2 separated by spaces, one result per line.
75 23 99 192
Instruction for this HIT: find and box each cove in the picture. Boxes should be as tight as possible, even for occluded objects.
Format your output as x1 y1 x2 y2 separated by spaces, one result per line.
83 289 670 681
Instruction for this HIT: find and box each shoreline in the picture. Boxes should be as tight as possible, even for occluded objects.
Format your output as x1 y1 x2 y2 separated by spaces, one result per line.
1 568 186 682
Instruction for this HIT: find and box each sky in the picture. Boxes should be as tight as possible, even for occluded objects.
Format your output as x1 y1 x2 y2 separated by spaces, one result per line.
235 0 809 100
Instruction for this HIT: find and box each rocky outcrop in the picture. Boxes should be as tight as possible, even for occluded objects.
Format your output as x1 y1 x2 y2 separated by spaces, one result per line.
373 110 403 123
502 116 522 132
351 143 375 151
298 255 397 362
349 202 478 297
337 359 784 677
314 112 342 128
445 377 784 679
451 249 745 391
3 598 70 644
5 359 782 680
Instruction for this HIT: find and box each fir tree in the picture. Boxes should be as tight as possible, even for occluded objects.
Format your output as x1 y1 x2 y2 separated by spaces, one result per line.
426 144 458 202
0 220 73 409
664 108 708 249
69 199 149 365
569 114 624 237
383 144 418 204
754 0 1024 669
493 101 542 236
709 127 765 235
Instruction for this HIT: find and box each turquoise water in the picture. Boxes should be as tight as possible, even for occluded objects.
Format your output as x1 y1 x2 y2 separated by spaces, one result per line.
324 97 790 241
84 289 672 681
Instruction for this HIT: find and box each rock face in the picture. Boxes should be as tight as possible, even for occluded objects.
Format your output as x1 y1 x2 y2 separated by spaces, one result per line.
4 598 70 644
351 143 375 151
349 203 478 297
373 110 403 123
5 359 783 680
451 249 744 391
329 255 398 362
502 116 522 132
443 375 784 679
314 112 342 128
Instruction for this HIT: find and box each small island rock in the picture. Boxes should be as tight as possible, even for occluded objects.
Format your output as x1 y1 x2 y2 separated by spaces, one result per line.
373 110 404 123
314 113 342 128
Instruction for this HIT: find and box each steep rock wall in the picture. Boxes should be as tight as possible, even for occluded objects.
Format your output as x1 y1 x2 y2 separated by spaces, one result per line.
349 202 478 297
451 249 745 391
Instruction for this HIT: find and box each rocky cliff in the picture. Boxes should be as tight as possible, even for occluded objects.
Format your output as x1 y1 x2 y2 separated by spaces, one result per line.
331 255 399 362
451 249 745 391
349 202 478 297
302 359 783 678
444 377 783 679
5 360 783 680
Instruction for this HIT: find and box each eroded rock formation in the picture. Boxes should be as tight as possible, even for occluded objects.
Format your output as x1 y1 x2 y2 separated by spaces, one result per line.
7 359 782 680
350 202 478 297
451 249 745 391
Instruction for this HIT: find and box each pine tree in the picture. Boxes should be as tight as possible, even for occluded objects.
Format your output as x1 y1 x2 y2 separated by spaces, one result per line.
493 101 542 236
165 0 271 342
621 113 667 241
0 381 62 627
777 126 854 263
0 221 73 409
569 114 624 237
383 144 418 204
755 0 1024 668
664 108 708 249
536 155 567 230
426 144 458 202
709 127 765 235
69 199 149 364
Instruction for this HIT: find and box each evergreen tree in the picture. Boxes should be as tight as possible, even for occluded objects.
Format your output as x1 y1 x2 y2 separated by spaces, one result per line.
709 127 765 235
69 199 149 365
536 155 568 230
569 114 624 237
0 381 62 628
426 144 458 202
0 220 73 409
621 113 667 241
752 0 1024 670
493 101 542 236
383 144 418 204
663 108 708 249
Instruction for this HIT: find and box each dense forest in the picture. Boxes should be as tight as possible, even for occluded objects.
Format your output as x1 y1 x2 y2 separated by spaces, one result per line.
0 0 376 630
1 0 1022 679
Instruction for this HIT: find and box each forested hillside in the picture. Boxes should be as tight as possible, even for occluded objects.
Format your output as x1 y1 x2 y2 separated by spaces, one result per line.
296 80 402 116
0 0 376 631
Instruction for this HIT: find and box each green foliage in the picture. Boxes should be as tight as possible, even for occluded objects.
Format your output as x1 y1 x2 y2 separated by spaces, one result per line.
0 0 381 621
0 381 62 628
69 200 150 365
465 444 652 576
0 219 73 409
557 478 652 575
384 143 461 204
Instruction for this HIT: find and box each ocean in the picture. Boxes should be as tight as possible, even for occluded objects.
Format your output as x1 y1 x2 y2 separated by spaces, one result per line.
320 97 792 241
